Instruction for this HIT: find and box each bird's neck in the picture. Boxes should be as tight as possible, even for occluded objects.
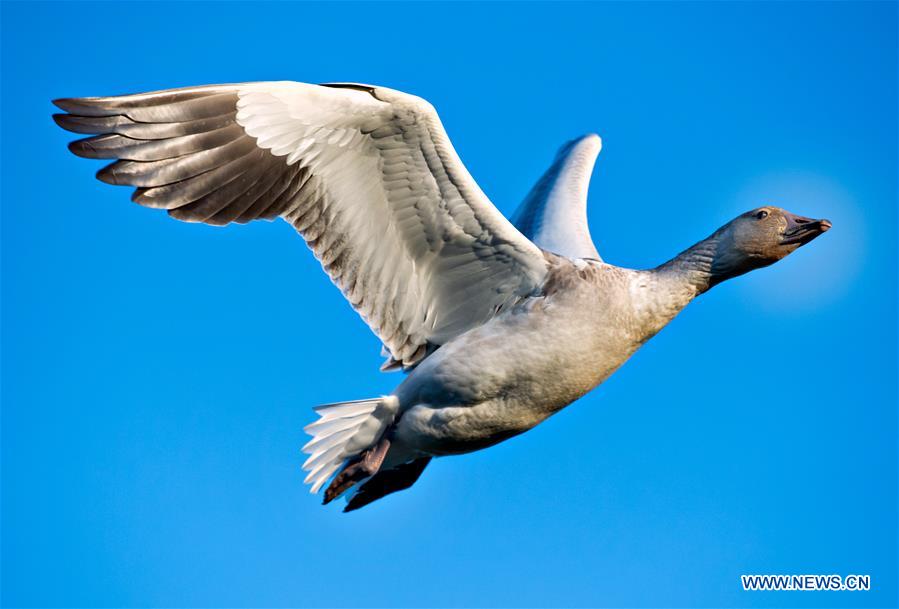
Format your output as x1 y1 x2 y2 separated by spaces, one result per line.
617 235 721 342
617 228 748 348
655 234 719 295
653 229 744 296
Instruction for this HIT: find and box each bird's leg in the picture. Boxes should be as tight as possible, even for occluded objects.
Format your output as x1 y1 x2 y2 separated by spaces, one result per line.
323 437 391 504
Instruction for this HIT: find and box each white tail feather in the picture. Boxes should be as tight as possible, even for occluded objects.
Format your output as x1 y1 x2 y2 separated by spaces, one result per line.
301 396 399 494
301 428 354 454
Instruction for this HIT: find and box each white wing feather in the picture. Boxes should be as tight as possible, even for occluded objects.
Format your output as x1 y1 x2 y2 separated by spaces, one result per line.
511 134 602 261
55 81 549 370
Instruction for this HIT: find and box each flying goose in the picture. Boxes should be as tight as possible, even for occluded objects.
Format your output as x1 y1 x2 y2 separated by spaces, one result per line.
54 81 832 511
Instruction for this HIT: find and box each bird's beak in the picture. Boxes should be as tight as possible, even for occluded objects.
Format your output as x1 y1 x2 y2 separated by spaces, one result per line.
781 212 832 245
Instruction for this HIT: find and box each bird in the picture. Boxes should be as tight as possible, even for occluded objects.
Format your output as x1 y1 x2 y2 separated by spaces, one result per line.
53 81 832 511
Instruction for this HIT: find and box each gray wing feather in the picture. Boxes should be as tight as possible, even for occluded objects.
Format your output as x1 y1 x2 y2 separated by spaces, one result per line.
68 124 246 161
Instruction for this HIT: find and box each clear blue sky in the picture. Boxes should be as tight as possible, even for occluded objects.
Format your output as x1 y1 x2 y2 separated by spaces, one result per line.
2 2 896 607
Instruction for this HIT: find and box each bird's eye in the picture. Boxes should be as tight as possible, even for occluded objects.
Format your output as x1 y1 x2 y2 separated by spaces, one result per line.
755 210 769 220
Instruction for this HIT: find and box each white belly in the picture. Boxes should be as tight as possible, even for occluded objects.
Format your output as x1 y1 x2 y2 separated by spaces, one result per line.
390 277 645 455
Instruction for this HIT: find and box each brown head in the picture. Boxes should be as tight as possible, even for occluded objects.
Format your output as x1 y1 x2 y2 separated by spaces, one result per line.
708 206 832 286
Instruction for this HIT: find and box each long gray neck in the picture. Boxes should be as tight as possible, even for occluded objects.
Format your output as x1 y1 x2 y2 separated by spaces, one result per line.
620 232 722 340
653 229 741 296
655 234 718 295
632 226 752 341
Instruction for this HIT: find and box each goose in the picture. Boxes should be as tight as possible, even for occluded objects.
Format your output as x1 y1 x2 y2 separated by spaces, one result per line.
54 81 832 511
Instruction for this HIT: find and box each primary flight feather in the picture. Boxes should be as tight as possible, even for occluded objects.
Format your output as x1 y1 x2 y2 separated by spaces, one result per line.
55 81 831 511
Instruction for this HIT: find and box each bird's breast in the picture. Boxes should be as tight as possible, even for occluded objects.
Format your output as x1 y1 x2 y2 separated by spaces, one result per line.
397 271 645 418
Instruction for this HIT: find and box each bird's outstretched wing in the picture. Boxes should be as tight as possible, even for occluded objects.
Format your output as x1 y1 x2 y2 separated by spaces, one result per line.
55 81 548 369
511 134 602 261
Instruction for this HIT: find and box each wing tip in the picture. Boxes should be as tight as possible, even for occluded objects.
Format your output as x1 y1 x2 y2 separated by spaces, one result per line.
52 97 74 111
52 112 74 131
52 97 103 115
68 136 105 159
563 133 602 156
550 133 602 169
96 162 125 186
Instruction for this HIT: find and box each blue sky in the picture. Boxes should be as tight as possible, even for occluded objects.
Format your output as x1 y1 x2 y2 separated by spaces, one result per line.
2 1 896 607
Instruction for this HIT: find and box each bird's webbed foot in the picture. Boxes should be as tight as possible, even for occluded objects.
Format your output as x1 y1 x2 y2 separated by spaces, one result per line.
323 437 391 504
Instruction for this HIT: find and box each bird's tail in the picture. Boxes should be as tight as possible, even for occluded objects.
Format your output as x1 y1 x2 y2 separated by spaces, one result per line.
301 396 399 494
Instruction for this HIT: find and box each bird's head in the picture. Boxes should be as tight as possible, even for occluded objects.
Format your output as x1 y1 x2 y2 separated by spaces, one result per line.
707 206 832 286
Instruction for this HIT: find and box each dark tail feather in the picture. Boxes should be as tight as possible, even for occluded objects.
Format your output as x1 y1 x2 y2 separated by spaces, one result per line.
344 457 432 512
